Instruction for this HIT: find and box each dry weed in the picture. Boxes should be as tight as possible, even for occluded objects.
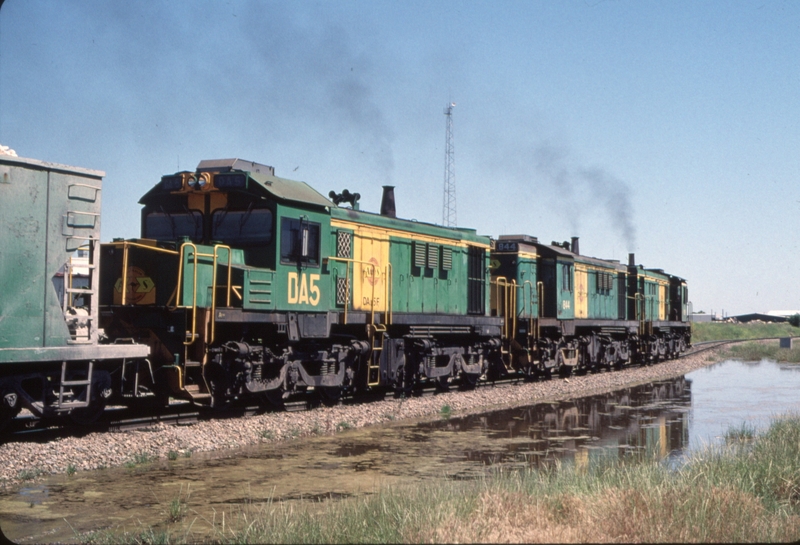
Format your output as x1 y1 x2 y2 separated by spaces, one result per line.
408 484 800 543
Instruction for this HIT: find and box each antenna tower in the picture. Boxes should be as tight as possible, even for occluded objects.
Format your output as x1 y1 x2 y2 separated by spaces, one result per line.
443 102 456 227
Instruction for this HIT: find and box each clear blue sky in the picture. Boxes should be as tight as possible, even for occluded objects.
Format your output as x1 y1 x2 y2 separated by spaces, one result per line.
1 0 798 316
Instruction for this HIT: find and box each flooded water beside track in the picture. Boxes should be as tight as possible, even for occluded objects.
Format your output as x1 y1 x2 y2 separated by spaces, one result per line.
3 359 800 542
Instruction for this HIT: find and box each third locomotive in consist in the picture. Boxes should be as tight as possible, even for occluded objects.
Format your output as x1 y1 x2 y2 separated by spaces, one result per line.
98 158 690 408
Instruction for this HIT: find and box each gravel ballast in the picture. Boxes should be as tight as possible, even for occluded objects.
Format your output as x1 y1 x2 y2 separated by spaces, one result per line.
0 349 721 489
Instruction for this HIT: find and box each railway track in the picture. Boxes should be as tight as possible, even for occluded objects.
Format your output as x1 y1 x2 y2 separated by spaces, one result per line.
3 337 790 441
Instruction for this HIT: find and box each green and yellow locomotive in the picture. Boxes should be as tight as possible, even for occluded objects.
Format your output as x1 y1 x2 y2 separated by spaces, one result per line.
99 159 503 406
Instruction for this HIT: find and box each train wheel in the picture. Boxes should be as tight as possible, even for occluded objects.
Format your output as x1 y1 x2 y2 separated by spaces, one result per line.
436 376 451 392
460 372 480 389
208 378 231 410
318 387 342 406
0 413 11 432
69 399 106 425
263 389 285 410
0 407 17 432
0 391 20 432
519 363 537 382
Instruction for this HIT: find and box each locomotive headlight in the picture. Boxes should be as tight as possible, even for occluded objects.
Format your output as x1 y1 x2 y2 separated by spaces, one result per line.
187 175 198 189
196 172 212 190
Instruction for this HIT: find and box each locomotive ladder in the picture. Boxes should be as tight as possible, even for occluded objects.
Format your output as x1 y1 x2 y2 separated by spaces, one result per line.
57 360 93 409
63 241 99 345
367 323 386 387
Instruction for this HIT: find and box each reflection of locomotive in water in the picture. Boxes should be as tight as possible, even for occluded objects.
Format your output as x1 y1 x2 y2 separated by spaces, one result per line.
0 155 690 429
441 376 691 468
536 377 691 464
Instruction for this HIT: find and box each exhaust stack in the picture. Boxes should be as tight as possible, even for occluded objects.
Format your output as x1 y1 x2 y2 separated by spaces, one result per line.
628 253 636 267
571 237 580 255
380 186 396 218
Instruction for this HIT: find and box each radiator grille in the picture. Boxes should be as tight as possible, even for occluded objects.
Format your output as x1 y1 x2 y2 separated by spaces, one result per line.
427 244 439 269
414 241 426 268
336 276 350 306
442 247 453 270
336 230 352 258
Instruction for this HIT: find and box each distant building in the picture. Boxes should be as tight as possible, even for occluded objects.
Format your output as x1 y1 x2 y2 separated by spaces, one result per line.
689 313 713 323
730 313 788 324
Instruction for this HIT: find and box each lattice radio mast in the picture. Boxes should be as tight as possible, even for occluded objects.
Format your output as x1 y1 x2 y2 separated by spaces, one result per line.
443 102 456 227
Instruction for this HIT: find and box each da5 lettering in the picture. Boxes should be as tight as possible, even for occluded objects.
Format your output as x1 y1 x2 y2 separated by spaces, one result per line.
288 272 321 306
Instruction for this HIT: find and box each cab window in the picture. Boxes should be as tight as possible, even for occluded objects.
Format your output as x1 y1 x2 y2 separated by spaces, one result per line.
280 217 320 266
561 264 573 292
212 208 273 247
144 210 203 242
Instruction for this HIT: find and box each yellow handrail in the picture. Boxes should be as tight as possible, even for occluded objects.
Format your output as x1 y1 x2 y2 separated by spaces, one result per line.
176 243 200 345
493 277 518 340
537 281 544 319
209 244 233 344
385 263 393 326
175 243 233 346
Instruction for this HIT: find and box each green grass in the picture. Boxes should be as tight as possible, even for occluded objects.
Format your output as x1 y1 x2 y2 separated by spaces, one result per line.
125 451 155 469
18 468 44 481
134 452 154 464
165 485 191 523
691 321 798 343
690 321 800 362
721 342 800 363
723 421 757 444
336 421 352 432
87 415 800 543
